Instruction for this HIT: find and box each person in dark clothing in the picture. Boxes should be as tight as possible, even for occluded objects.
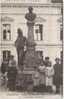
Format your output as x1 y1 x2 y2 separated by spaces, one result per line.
1 59 8 74
0 59 8 88
44 57 51 67
7 55 17 91
53 58 62 94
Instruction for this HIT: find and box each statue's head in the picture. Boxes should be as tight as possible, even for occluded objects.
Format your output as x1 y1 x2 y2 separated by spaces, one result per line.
28 6 33 13
17 28 23 37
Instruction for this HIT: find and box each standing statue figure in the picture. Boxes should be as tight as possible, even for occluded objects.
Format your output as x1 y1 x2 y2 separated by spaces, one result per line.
15 28 26 70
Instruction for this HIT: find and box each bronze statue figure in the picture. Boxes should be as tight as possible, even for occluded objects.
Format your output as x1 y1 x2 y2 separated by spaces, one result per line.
15 28 26 70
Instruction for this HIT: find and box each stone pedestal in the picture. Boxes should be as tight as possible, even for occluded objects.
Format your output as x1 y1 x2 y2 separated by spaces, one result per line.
23 7 39 72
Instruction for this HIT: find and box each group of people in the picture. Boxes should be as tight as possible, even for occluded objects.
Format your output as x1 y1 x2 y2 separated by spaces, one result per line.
0 55 63 94
0 55 17 91
32 57 62 94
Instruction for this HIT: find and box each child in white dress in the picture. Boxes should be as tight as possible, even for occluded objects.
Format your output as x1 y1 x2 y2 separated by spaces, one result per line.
45 62 54 92
38 65 46 92
32 67 40 92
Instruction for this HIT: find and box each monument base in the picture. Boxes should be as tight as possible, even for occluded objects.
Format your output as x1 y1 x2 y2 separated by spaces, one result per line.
23 49 39 70
22 6 39 91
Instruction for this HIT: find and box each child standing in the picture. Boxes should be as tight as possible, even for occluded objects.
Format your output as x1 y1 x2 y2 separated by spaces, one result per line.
38 64 46 92
32 66 40 92
45 62 54 92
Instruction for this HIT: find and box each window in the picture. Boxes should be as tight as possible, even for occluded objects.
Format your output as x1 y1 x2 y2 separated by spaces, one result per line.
3 50 11 61
60 24 63 41
34 24 43 41
61 8 63 15
60 51 63 65
2 24 11 40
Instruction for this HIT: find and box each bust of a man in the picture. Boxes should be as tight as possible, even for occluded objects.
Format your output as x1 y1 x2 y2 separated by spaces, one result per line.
25 6 36 21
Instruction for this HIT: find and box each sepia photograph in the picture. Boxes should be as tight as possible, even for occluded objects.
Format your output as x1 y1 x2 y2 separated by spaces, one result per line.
0 0 63 99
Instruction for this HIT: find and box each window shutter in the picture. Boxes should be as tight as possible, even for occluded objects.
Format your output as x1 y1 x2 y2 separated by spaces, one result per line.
60 29 63 40
3 29 6 40
39 24 43 40
60 24 63 40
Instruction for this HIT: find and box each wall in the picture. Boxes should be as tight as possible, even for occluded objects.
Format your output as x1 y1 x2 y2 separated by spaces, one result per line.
0 3 62 65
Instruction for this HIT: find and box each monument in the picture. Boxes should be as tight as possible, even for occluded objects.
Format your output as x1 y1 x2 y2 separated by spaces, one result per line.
23 6 39 71
22 7 40 91
15 7 40 91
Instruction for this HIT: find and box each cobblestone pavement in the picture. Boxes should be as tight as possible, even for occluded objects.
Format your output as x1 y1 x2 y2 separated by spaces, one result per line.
0 91 62 99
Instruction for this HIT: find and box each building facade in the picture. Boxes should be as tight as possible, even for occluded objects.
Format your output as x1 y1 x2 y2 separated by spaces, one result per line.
0 0 63 65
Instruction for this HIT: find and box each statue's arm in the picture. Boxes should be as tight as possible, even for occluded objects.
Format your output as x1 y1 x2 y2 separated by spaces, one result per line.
15 39 18 48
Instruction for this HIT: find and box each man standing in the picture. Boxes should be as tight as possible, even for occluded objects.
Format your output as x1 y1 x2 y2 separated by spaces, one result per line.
44 57 51 67
1 59 8 89
7 55 17 91
1 59 8 75
53 58 62 94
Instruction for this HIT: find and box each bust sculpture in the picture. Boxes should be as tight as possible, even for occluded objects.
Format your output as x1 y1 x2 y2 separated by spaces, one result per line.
25 6 36 22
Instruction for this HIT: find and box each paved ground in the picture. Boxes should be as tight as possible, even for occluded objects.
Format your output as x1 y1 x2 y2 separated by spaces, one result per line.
0 84 63 99
0 91 62 99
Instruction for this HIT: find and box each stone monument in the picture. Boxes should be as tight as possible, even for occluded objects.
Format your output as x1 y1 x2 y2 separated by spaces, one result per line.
23 6 39 72
22 6 40 91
